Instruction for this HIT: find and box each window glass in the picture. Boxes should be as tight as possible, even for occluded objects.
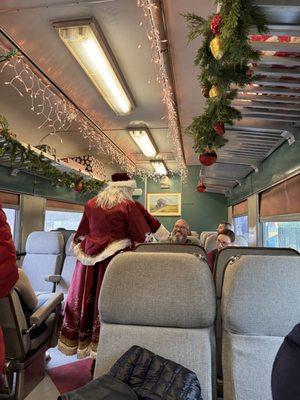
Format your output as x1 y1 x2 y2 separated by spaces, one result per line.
3 207 16 239
263 221 300 251
233 215 249 243
44 210 83 231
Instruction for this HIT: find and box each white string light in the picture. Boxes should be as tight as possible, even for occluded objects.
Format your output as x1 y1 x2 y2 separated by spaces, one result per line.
137 0 188 181
0 54 136 173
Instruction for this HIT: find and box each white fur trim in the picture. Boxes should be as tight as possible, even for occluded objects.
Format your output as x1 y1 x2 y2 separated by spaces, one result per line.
154 224 170 241
108 180 137 189
73 238 131 266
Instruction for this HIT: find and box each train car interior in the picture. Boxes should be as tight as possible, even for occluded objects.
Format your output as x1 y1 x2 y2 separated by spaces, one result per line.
0 0 299 399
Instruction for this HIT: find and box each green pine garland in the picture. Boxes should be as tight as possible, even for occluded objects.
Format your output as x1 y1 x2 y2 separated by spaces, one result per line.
183 0 268 155
0 116 106 194
0 49 19 63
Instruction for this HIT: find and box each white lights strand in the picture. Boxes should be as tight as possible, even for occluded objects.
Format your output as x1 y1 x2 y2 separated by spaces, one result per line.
0 54 135 174
137 0 188 181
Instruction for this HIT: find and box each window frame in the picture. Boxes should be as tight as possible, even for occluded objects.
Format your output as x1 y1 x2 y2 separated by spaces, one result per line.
233 213 249 242
261 217 300 251
44 208 83 232
2 203 20 246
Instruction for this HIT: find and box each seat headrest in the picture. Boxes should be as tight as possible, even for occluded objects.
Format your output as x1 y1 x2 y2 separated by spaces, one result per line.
25 231 64 254
222 255 300 337
100 252 216 329
216 247 299 297
65 233 76 256
234 235 248 246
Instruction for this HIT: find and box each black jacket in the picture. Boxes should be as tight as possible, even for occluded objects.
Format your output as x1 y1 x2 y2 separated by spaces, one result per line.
59 346 203 400
272 324 300 400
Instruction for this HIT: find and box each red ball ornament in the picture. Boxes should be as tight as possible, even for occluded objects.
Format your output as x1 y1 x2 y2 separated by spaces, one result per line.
197 183 206 193
74 181 84 192
199 150 217 166
210 14 222 35
214 122 225 136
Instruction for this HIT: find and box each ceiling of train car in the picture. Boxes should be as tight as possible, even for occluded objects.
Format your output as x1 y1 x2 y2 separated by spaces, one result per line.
0 0 299 192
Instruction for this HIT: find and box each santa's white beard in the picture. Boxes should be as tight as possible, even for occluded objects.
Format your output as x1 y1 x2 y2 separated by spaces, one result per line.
96 186 134 209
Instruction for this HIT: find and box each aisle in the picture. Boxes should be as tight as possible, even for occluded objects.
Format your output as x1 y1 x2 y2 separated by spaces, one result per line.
25 347 92 400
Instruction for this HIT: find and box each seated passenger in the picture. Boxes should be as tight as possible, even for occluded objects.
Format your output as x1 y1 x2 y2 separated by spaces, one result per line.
207 229 235 272
15 268 38 311
272 323 300 400
217 221 233 233
163 219 198 244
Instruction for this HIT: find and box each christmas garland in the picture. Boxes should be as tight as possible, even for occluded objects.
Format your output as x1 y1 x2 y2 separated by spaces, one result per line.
0 116 106 194
183 0 268 167
0 49 19 63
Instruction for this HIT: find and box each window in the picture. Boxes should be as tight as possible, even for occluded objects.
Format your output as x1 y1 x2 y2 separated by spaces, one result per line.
3 207 17 239
233 215 249 242
44 210 83 231
263 221 300 251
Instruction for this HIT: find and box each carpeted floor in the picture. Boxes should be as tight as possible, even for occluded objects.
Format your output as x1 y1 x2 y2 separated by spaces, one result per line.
47 358 93 394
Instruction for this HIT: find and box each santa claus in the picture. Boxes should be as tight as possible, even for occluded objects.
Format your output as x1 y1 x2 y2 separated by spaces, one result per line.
58 173 169 358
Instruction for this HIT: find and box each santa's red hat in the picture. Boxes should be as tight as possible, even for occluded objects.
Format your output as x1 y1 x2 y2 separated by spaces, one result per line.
109 173 137 189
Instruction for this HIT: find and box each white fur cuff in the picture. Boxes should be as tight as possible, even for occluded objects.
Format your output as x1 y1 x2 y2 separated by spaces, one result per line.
108 180 137 189
73 238 131 266
154 224 170 241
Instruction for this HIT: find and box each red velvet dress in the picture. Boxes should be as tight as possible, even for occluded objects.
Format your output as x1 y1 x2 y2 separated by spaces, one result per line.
58 198 167 358
0 204 19 378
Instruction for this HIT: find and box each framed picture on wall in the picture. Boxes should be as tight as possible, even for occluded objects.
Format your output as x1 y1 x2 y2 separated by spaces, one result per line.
147 193 181 216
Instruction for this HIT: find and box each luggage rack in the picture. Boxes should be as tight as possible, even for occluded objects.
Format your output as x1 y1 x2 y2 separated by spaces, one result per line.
0 134 101 184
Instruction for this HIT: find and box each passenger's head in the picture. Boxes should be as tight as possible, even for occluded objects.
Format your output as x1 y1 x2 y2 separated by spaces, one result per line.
171 219 189 244
217 221 233 234
216 229 235 251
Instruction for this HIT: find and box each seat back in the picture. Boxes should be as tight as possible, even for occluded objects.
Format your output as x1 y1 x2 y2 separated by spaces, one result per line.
95 252 216 400
0 290 29 359
22 231 64 292
205 234 217 252
134 242 206 258
215 246 299 297
57 233 77 294
214 246 299 379
221 255 300 400
200 231 215 247
234 235 248 246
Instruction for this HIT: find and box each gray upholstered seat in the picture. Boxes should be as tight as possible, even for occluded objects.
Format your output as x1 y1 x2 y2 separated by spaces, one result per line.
205 234 217 252
21 231 64 292
215 246 299 380
0 289 63 399
55 233 76 294
221 255 300 400
95 252 216 400
200 231 215 247
134 242 206 258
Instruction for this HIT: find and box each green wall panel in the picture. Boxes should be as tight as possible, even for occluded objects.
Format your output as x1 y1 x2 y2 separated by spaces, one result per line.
0 165 91 204
0 164 228 233
228 136 300 206
135 166 227 232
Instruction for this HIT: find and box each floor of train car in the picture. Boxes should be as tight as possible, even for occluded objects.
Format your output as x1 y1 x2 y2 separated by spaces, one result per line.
25 347 78 400
25 347 224 399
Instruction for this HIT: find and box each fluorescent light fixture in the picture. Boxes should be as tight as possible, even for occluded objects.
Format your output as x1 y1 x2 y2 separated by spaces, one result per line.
128 128 158 158
151 160 168 175
53 18 135 116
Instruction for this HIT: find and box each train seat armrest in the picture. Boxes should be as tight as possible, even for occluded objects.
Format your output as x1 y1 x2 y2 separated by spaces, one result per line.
30 292 63 326
45 274 61 283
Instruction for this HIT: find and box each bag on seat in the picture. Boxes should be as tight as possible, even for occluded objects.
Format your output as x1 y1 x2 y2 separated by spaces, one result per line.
59 345 203 400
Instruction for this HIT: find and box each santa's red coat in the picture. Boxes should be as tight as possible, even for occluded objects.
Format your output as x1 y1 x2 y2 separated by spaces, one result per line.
0 204 19 375
73 198 168 265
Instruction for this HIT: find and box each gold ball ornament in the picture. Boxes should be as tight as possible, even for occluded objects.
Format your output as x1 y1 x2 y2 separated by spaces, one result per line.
209 85 220 98
209 35 225 60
